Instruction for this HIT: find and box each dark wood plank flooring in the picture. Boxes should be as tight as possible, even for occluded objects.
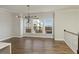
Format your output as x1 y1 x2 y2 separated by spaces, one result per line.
1 37 74 54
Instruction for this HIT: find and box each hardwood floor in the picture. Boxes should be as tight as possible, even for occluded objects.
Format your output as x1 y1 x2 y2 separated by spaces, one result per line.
2 37 74 54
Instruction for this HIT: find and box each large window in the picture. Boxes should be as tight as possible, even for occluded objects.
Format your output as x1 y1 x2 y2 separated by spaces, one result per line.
24 15 53 34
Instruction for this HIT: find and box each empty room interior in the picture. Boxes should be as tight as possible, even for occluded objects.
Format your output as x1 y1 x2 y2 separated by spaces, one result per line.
0 5 79 54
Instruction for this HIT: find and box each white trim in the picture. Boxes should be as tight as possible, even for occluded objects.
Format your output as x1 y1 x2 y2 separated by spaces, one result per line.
0 35 23 41
12 35 23 38
23 36 53 39
23 33 53 38
55 38 64 41
0 36 13 41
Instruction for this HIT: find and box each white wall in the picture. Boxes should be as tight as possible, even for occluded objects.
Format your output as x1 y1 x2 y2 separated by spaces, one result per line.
55 9 79 40
11 14 21 37
54 9 79 53
0 8 21 41
0 7 23 40
0 8 14 41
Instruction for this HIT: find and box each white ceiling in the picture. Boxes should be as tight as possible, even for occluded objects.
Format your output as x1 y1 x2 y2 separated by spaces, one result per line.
0 5 78 14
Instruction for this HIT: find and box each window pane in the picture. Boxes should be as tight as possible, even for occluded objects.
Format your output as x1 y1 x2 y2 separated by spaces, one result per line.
33 19 43 33
43 16 53 34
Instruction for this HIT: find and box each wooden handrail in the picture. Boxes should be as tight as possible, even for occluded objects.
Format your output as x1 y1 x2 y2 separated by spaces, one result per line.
64 29 78 36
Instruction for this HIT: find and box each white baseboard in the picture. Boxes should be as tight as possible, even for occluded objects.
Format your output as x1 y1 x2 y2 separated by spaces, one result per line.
24 35 53 38
0 35 23 41
12 35 22 38
23 33 53 38
55 38 64 41
0 36 13 41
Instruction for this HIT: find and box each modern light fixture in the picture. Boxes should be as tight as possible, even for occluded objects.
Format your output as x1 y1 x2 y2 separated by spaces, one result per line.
25 5 30 23
16 5 39 21
25 5 39 23
16 5 31 23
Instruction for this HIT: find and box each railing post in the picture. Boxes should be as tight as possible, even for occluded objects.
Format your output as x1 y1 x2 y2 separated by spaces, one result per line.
77 33 79 54
64 29 66 31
